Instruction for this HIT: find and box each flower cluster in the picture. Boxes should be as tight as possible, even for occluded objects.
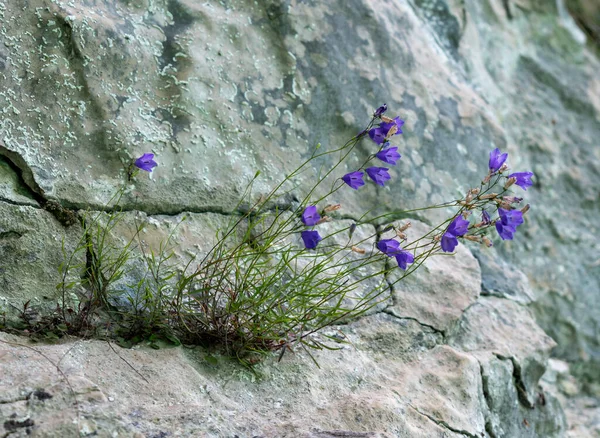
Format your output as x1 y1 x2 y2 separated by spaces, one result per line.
440 147 533 253
376 238 414 270
342 104 403 190
300 205 323 249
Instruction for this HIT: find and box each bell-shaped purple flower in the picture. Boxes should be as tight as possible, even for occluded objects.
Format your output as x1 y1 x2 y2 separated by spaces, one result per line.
377 239 401 256
301 230 322 249
395 250 414 270
376 145 401 166
441 215 470 253
342 171 365 190
495 208 524 240
301 206 321 226
508 172 534 190
441 233 459 253
366 167 391 186
368 127 387 144
374 103 387 117
488 148 508 173
379 116 405 136
447 215 470 237
134 153 158 172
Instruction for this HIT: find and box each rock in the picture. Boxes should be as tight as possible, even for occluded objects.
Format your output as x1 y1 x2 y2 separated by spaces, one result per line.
0 316 482 437
0 204 83 322
449 296 565 437
0 0 598 435
386 220 481 334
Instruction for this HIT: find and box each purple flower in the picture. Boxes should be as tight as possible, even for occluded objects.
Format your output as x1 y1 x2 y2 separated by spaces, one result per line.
441 216 470 253
366 167 391 186
495 208 524 240
368 127 387 144
394 250 414 270
447 215 470 237
376 145 401 166
301 206 321 226
342 171 365 190
377 239 401 256
488 148 508 173
441 233 459 253
134 153 157 172
482 209 491 225
508 172 534 190
379 116 405 136
374 103 387 117
301 230 322 249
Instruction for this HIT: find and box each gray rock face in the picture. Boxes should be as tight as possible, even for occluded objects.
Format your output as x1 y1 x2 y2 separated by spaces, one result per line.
0 0 599 436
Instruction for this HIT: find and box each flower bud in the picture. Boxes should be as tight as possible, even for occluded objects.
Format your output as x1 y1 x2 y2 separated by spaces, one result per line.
398 221 411 232
381 225 394 233
316 216 332 225
464 235 482 243
482 236 493 247
349 223 357 238
480 193 498 200
396 231 407 240
351 246 366 255
502 196 523 204
521 204 530 214
324 204 341 212
504 177 517 189
498 163 508 173
483 173 492 184
470 188 481 195
380 115 394 123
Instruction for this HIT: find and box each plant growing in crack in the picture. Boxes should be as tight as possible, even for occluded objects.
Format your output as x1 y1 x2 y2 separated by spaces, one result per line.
51 105 534 365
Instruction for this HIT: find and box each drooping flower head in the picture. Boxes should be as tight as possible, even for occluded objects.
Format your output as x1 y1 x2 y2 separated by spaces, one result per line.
508 172 534 190
481 209 491 225
342 171 365 190
374 103 387 117
301 206 321 226
441 233 459 253
488 148 508 173
377 239 401 256
441 215 470 253
368 116 405 144
365 167 391 186
495 208 524 240
379 116 404 136
368 127 388 144
394 250 414 270
376 145 401 166
447 215 470 237
134 153 158 172
301 230 322 249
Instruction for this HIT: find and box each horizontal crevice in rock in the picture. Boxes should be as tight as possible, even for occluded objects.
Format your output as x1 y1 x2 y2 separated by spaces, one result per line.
408 403 478 438
311 429 377 437
382 309 446 337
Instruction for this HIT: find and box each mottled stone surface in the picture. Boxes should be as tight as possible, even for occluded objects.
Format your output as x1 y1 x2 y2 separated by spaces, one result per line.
0 0 599 436
386 221 481 333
